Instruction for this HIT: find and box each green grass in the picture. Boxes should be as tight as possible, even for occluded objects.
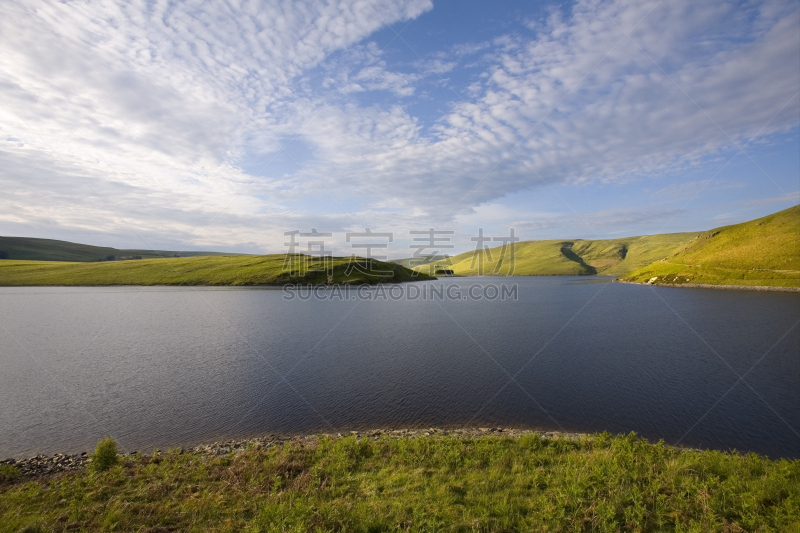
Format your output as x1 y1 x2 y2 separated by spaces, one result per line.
0 465 19 484
621 205 800 288
0 255 432 286
412 233 698 277
0 236 236 262
390 254 451 270
2 433 798 532
90 438 119 473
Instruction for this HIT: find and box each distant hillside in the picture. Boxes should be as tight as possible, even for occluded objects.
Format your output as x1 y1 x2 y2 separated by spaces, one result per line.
411 233 699 277
389 254 451 270
0 255 432 286
0 236 236 262
621 204 800 288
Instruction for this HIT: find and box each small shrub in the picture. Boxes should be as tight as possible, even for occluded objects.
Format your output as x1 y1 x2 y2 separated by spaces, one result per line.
91 437 119 472
0 463 20 482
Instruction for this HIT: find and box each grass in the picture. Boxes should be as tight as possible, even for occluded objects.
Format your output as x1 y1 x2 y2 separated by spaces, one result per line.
0 466 19 484
621 205 800 288
409 205 800 288
0 236 236 262
90 438 119 473
412 233 698 277
0 255 432 286
390 255 451 270
1 433 798 532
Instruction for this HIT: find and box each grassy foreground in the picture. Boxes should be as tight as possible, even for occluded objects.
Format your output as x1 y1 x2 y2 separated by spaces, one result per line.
0 255 431 286
621 205 800 288
2 433 798 532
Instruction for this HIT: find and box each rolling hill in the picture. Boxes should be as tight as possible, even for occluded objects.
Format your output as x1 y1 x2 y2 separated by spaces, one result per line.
411 232 700 277
389 254 451 270
0 255 432 286
0 236 236 262
620 204 800 288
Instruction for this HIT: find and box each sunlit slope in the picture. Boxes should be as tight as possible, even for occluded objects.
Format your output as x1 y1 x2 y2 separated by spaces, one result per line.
389 254 450 270
413 233 698 277
0 255 432 286
572 232 701 276
413 240 590 276
0 236 234 262
621 205 800 287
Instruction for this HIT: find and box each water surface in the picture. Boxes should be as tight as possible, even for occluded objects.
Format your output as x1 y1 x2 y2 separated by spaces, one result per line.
0 277 797 458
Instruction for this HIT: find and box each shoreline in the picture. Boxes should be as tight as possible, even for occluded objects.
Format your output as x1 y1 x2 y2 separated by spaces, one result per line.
1 427 590 480
0 279 438 288
614 280 800 292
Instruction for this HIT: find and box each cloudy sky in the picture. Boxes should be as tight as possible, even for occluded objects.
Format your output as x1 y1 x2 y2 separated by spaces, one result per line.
1 0 798 257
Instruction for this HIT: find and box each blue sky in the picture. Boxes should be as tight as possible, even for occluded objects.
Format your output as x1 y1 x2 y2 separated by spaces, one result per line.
0 0 798 258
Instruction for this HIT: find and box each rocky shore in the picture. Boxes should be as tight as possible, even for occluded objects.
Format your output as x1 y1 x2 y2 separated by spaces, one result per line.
1 452 89 478
2 427 586 480
615 280 800 292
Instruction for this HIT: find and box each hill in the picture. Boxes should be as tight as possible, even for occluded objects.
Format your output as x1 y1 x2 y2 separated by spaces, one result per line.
411 233 699 277
389 254 451 270
0 255 432 286
620 204 800 288
0 236 235 262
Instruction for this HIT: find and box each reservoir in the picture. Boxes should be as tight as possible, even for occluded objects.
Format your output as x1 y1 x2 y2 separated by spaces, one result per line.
1 277 797 459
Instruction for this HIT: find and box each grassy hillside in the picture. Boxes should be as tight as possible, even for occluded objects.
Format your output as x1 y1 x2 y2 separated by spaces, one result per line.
0 254 431 286
412 233 698 277
621 205 800 288
2 432 797 532
0 236 235 262
389 254 450 270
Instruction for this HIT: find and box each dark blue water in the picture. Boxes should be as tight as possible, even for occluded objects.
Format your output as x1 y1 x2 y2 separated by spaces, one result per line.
0 277 798 459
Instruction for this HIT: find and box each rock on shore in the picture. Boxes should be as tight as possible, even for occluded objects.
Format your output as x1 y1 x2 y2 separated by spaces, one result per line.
2 427 586 480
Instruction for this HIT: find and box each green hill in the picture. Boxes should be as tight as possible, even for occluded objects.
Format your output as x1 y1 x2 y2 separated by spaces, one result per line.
411 233 699 277
389 254 451 270
0 236 236 262
0 255 432 286
620 204 800 288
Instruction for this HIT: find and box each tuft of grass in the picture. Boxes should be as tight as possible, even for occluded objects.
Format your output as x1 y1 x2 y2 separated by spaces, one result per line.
1 433 798 532
0 464 20 483
0 255 433 286
621 204 800 288
90 437 119 473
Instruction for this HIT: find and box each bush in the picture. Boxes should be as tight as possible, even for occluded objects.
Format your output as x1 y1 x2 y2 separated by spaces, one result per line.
91 437 119 472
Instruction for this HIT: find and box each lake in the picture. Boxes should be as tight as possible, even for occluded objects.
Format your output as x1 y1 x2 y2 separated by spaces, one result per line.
0 277 798 459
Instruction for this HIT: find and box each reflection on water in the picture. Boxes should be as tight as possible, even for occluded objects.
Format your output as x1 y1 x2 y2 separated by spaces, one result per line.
0 278 797 459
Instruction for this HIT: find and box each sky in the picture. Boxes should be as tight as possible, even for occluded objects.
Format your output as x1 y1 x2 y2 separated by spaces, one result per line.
1 0 798 258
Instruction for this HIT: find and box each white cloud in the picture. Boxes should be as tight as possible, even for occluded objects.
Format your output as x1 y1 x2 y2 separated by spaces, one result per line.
510 207 687 238
740 191 800 207
0 0 433 250
0 0 797 253
652 179 745 199
325 42 421 96
289 0 799 217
